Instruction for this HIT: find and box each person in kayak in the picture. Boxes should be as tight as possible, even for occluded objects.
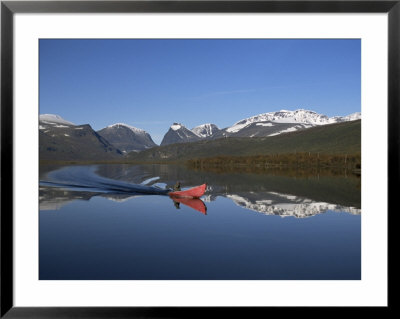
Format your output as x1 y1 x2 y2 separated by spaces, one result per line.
173 181 181 191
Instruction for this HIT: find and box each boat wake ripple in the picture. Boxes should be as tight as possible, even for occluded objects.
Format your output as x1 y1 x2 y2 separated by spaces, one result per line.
40 166 170 195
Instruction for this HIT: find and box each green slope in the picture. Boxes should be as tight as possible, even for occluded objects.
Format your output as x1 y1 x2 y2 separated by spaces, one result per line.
127 120 361 162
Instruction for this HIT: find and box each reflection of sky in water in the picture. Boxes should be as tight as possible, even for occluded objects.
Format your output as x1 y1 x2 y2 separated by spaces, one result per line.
39 165 361 280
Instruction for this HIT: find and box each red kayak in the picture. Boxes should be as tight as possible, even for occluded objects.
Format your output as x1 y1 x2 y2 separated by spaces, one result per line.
169 184 206 199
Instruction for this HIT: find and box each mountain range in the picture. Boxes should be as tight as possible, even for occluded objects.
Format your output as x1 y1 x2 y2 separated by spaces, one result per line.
158 109 360 145
39 109 361 161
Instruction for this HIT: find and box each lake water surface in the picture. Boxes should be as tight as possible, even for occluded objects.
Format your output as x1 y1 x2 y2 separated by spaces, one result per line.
39 164 361 280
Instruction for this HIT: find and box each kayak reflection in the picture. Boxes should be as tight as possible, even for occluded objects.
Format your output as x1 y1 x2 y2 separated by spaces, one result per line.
171 197 207 215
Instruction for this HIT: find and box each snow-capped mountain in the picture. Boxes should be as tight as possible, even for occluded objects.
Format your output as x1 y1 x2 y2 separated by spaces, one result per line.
331 112 362 122
192 123 220 138
39 114 75 126
216 109 361 139
97 123 157 153
226 109 360 132
345 112 362 121
160 123 201 146
39 114 122 161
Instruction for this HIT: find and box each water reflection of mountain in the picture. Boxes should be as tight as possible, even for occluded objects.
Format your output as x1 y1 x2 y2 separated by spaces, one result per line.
225 192 360 218
95 164 361 209
40 164 361 218
39 187 139 210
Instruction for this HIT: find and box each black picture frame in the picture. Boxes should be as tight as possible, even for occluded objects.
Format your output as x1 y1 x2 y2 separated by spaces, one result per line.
1 0 396 317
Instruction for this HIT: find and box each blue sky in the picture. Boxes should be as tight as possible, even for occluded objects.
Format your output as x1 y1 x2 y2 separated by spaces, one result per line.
40 39 360 144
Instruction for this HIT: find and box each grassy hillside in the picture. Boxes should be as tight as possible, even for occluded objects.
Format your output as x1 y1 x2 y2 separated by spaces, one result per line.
127 120 361 162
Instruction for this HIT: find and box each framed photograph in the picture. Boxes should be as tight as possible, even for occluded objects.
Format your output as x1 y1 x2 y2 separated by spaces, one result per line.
1 0 395 317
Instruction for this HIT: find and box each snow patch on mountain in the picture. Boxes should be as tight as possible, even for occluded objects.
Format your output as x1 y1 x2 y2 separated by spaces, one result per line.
39 114 75 125
192 123 220 137
170 124 192 137
107 123 147 135
226 122 250 133
256 122 274 127
342 112 361 121
171 123 182 131
175 129 193 139
268 126 301 136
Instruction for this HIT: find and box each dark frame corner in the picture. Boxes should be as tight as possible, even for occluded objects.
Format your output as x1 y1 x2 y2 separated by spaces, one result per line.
1 1 396 318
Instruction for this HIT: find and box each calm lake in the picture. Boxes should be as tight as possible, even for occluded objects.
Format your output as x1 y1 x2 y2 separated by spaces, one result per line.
39 164 361 280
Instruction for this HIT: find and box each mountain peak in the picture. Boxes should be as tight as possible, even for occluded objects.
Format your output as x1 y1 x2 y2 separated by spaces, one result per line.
106 123 146 134
192 123 220 138
170 123 184 131
39 114 75 125
193 123 217 128
161 123 200 146
98 123 156 153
